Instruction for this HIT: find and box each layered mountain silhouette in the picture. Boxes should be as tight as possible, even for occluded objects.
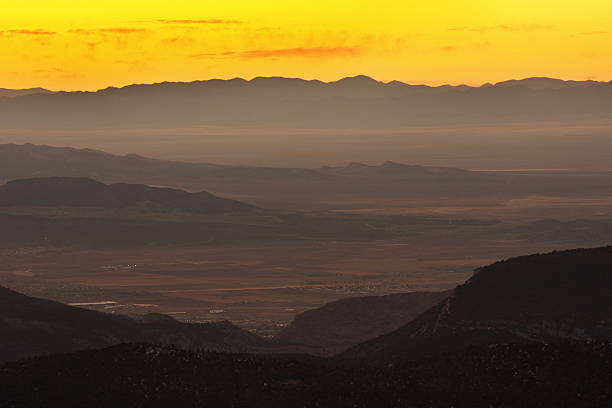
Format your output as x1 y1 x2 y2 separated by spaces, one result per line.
0 143 477 185
0 177 258 214
0 286 268 363
277 291 449 354
345 246 612 361
0 143 502 208
0 87 53 98
1 76 611 129
0 177 407 247
0 143 331 189
488 77 603 89
7 142 612 210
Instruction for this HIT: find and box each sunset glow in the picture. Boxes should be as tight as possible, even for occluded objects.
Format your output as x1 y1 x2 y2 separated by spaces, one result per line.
2 0 612 90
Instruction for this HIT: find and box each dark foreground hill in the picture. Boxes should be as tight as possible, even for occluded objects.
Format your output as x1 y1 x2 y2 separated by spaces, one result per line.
1 341 611 408
0 177 258 214
277 291 449 354
346 246 612 361
0 286 267 363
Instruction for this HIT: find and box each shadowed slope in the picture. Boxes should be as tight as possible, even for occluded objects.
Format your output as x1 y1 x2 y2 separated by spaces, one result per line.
277 291 449 354
0 286 267 363
345 246 612 361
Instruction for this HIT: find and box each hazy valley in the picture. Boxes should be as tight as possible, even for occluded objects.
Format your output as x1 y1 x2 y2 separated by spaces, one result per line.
3 142 612 337
2 75 612 406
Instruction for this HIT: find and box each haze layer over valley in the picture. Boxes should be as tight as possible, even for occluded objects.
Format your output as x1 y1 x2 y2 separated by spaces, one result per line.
2 76 612 170
2 77 612 336
3 141 612 336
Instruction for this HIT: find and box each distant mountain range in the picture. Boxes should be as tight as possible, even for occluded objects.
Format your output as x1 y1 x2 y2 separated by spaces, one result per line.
0 285 268 363
0 143 499 208
0 176 414 247
0 87 53 98
5 143 612 210
0 143 473 185
0 177 258 214
483 77 607 90
1 76 611 129
345 246 612 361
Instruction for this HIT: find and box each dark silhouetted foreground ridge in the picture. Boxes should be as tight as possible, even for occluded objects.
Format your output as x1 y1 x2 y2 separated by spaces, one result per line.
346 246 612 361
277 291 449 354
0 286 267 363
1 341 611 407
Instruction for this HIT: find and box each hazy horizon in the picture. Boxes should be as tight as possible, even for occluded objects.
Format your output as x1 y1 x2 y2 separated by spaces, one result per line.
2 75 612 171
3 0 612 91
2 74 612 93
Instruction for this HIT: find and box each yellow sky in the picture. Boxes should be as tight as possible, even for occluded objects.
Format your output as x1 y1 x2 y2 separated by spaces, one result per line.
1 0 611 91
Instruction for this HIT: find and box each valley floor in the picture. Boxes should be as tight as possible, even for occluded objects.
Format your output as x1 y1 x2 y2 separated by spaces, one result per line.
0 236 593 336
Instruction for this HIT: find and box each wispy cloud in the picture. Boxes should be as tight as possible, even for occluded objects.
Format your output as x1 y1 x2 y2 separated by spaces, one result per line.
191 46 362 60
156 19 243 25
68 29 94 34
69 28 148 35
85 42 101 51
99 28 148 34
0 29 57 36
162 36 196 46
239 46 362 59
113 60 144 65
191 51 237 58
440 45 457 53
32 68 85 79
578 31 609 36
448 24 554 33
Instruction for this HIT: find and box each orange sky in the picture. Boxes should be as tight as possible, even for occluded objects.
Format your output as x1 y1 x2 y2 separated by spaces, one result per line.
1 0 611 91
